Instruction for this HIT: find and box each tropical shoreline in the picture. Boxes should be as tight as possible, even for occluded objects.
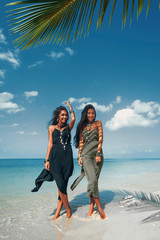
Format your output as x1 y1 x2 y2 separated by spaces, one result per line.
0 158 160 240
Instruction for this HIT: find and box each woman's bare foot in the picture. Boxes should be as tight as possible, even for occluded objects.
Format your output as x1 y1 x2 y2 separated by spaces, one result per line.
98 208 107 219
52 213 60 220
66 208 71 218
52 199 63 221
88 196 95 216
88 210 93 216
88 204 94 216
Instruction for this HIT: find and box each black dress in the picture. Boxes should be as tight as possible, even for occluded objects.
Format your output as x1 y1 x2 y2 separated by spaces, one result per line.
32 125 74 196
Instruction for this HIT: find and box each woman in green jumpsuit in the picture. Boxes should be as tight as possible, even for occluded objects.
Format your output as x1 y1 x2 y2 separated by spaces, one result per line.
71 104 106 219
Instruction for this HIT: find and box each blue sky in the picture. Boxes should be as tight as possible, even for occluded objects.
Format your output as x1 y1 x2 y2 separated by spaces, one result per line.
0 1 160 158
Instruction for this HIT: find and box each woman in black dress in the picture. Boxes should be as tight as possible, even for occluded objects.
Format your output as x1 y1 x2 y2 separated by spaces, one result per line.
32 101 75 220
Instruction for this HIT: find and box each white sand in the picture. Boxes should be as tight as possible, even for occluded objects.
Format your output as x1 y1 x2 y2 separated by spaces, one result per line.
52 172 160 240
1 172 160 240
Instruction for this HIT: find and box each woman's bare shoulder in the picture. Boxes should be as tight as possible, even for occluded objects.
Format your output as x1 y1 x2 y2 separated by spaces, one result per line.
96 120 102 125
48 125 56 132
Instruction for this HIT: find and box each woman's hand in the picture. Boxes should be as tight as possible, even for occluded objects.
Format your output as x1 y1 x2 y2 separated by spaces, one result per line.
65 101 75 131
96 156 101 163
78 157 83 166
65 101 72 110
45 161 50 171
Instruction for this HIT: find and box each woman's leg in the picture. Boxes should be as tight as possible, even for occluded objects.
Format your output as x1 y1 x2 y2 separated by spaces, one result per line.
54 174 71 218
92 196 106 219
88 195 95 216
52 199 63 220
83 156 106 219
58 189 71 218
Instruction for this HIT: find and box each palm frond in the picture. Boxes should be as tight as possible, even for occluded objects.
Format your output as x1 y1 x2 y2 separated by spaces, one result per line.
120 189 160 205
6 0 159 50
119 190 160 223
109 0 117 27
130 0 135 25
146 0 151 16
142 210 160 223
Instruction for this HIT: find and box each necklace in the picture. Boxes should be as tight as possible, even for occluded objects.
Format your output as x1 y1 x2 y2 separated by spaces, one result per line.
57 123 66 130
85 122 94 143
86 120 95 131
86 123 92 131
57 124 69 150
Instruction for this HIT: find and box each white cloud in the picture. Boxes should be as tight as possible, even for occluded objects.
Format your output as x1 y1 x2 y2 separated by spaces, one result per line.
77 102 113 113
144 149 153 153
68 97 91 104
16 130 38 136
0 70 5 78
121 150 132 154
116 96 122 104
16 131 25 135
1 123 18 128
49 51 65 59
131 100 160 119
0 92 13 103
48 48 75 60
0 51 20 68
24 91 38 101
0 81 4 86
11 123 18 127
68 97 112 113
28 61 43 68
65 47 74 56
0 92 24 114
105 99 160 131
0 29 7 45
30 131 38 136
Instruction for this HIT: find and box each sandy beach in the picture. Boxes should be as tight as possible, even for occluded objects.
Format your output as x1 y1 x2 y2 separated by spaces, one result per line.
0 158 160 240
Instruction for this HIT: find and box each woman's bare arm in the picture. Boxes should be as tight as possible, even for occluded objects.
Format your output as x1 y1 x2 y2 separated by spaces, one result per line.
97 120 103 153
95 120 103 163
65 101 75 130
45 125 54 170
78 130 83 166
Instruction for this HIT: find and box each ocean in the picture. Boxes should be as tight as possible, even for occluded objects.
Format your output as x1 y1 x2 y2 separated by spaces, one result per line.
0 158 160 240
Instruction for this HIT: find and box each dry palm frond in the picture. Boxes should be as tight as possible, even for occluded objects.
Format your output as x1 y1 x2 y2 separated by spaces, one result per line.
6 0 158 50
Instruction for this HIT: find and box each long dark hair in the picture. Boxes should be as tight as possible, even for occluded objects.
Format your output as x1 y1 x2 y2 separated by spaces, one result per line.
74 104 96 148
48 106 68 126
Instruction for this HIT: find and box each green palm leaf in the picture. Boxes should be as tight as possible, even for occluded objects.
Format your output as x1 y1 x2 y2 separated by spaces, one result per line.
6 0 159 50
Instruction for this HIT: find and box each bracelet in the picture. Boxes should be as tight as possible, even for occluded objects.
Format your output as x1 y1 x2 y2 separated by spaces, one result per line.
69 109 74 114
44 159 49 163
96 152 102 157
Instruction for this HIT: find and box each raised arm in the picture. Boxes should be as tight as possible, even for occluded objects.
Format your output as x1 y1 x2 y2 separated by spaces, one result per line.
65 101 75 130
45 125 54 171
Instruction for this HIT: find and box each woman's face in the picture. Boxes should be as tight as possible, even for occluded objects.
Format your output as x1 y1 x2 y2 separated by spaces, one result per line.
87 109 95 123
58 110 68 124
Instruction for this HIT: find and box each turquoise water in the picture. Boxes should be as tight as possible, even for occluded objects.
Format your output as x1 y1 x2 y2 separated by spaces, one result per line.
0 158 160 197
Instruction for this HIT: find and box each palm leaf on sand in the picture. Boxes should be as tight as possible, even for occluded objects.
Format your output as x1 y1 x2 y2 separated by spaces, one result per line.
119 190 160 223
120 190 160 205
6 0 159 50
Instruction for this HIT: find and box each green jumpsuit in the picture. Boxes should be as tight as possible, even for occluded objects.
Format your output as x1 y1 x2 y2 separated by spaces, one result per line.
71 127 103 198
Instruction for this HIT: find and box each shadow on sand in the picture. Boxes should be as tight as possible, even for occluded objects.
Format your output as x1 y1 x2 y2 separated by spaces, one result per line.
51 190 115 216
51 189 160 223
70 190 115 214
